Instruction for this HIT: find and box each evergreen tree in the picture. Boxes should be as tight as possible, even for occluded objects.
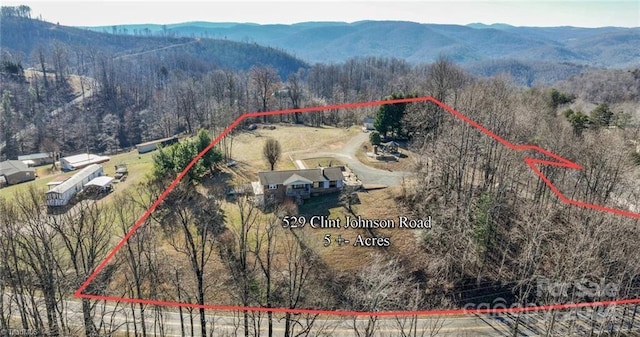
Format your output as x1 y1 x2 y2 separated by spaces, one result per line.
590 103 613 128
374 93 412 139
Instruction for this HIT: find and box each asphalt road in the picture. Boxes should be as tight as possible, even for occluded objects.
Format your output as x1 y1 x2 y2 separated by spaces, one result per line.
5 292 638 336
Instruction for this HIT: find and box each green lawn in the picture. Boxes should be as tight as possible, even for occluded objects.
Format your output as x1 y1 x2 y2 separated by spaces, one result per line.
0 150 155 202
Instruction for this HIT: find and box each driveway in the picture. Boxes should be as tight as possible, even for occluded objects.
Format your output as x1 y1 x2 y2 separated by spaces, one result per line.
297 132 414 186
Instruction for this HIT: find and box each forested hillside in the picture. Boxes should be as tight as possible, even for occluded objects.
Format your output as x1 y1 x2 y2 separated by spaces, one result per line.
0 14 308 78
86 20 640 68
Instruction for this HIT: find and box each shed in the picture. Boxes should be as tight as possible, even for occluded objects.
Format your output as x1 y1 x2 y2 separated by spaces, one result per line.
135 136 179 154
85 176 114 193
18 153 54 166
363 117 375 131
0 160 36 185
381 141 400 153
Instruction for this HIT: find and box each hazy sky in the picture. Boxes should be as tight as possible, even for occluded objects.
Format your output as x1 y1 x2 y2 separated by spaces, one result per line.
4 0 639 28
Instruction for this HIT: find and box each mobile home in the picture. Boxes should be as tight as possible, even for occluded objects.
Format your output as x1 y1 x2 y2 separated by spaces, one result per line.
45 164 104 206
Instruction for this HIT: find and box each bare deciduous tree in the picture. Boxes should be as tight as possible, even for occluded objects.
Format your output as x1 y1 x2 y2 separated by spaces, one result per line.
249 65 280 123
263 138 281 171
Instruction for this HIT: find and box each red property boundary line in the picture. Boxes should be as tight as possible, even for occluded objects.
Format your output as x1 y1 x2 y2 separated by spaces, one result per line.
75 96 640 316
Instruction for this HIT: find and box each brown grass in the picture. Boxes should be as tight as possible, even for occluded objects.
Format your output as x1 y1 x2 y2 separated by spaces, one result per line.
293 186 428 273
355 140 417 171
230 125 358 174
302 157 346 169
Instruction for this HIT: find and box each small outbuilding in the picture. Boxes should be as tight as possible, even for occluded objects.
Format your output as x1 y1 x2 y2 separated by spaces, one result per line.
381 141 400 153
85 176 114 194
18 153 54 167
363 117 375 131
0 160 36 186
135 136 179 154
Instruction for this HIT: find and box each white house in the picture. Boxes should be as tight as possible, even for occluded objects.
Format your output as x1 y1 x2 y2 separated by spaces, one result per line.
45 164 104 207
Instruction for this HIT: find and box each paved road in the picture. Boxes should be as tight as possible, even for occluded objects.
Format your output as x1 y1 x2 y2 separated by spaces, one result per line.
5 293 638 336
297 132 414 186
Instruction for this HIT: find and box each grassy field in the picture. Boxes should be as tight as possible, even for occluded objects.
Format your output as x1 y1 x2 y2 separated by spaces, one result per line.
230 125 359 175
294 186 426 273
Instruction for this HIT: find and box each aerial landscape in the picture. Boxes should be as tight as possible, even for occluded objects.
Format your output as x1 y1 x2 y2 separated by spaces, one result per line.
1 1 639 336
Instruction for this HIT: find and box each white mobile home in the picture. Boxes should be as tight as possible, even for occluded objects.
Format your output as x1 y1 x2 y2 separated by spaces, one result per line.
60 153 110 171
135 136 179 154
45 164 104 207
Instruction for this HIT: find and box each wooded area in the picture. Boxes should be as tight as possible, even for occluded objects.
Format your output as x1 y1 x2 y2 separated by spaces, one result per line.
2 6 640 337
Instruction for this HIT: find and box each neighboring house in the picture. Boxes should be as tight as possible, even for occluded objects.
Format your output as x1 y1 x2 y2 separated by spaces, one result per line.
363 117 375 131
60 153 110 171
45 164 104 207
18 152 54 167
135 136 179 154
0 160 36 186
253 167 344 205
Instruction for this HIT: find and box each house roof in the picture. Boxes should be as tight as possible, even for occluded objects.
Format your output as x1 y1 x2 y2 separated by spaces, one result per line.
47 164 102 194
61 153 110 167
86 176 114 188
0 160 33 176
136 136 178 148
283 174 313 186
18 153 52 160
323 167 344 181
363 117 374 123
258 167 344 186
47 175 70 186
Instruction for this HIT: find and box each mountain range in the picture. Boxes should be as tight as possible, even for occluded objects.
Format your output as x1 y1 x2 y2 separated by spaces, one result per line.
1 16 308 78
84 21 640 68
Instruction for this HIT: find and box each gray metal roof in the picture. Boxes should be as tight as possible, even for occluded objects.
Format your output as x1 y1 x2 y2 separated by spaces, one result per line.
136 135 178 147
18 153 52 160
258 167 343 186
0 160 33 176
86 176 114 188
